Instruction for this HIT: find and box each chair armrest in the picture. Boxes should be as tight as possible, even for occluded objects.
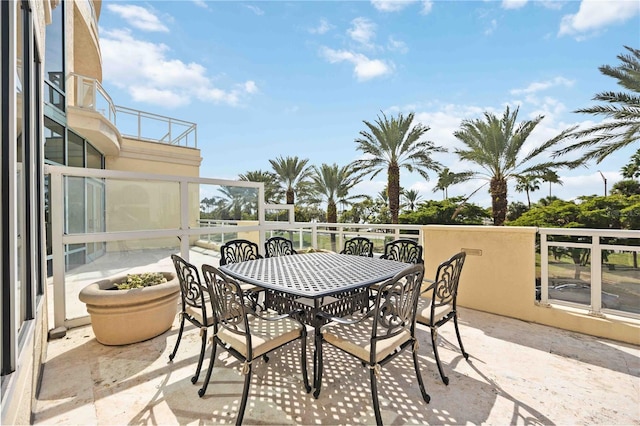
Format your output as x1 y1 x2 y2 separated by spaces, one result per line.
250 308 305 323
420 279 436 294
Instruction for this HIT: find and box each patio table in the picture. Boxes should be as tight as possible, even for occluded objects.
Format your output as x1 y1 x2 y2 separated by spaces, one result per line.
219 252 411 390
219 252 410 327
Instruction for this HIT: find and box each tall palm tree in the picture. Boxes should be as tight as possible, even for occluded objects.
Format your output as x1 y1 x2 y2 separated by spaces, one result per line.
515 174 541 208
353 111 444 224
540 169 563 197
402 189 422 211
554 46 640 164
269 156 312 205
454 106 573 226
309 163 364 251
432 167 474 199
238 170 283 204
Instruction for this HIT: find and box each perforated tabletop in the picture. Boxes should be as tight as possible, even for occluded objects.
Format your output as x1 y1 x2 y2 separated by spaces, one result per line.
220 252 410 298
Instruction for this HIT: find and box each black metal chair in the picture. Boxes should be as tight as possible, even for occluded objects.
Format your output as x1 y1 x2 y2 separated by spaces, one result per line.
220 239 264 308
416 251 468 385
314 264 430 426
264 236 297 258
169 254 213 384
199 265 311 425
380 238 424 264
340 237 374 257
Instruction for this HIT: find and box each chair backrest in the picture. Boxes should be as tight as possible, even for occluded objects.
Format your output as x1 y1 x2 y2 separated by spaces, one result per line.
429 252 466 314
381 239 424 264
220 239 263 265
340 237 374 257
171 254 207 313
265 236 297 258
201 264 251 338
370 263 424 342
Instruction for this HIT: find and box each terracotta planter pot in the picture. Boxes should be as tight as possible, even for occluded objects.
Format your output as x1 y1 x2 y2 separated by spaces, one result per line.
79 271 179 345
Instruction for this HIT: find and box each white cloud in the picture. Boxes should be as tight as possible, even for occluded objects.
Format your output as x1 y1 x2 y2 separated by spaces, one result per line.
192 0 208 9
245 5 265 16
539 1 566 10
371 0 418 12
348 17 377 47
502 0 528 10
510 76 575 95
309 18 333 35
421 1 434 15
320 47 394 81
559 0 640 38
485 19 498 35
107 4 169 32
387 36 408 53
100 29 257 107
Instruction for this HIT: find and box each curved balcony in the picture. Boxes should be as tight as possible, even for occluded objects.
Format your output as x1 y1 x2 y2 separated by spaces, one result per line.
73 0 102 81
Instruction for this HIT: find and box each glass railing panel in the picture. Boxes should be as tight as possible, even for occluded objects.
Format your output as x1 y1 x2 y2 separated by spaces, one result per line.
191 182 260 224
601 249 640 314
544 245 592 308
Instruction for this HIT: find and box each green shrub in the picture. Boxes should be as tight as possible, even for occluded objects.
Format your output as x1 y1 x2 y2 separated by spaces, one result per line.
115 272 167 290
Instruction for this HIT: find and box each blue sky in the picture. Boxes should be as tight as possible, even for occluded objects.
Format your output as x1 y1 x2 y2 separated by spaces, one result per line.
98 0 640 208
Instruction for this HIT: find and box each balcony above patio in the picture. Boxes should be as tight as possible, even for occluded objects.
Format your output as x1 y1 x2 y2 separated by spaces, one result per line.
33 306 638 425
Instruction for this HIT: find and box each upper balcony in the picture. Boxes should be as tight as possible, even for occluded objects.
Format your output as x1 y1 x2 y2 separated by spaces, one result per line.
66 73 198 158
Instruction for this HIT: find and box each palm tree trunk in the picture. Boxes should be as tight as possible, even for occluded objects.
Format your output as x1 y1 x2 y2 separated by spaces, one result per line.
286 187 294 204
388 163 400 224
526 190 531 209
490 176 508 226
327 201 337 252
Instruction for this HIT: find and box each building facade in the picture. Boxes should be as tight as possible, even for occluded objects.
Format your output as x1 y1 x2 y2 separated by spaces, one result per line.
1 1 201 423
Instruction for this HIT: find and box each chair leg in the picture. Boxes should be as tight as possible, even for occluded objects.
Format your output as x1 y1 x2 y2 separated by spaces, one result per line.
431 327 449 385
191 328 207 384
412 340 431 403
300 330 311 393
168 316 185 362
313 331 323 398
453 313 469 359
236 364 252 426
369 366 383 426
198 341 218 397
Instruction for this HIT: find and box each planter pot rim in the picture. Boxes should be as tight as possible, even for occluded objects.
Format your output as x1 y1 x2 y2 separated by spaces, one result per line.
79 271 178 306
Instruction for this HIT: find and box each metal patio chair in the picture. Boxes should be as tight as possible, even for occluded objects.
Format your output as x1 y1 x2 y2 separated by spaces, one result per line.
220 239 265 309
380 238 424 264
314 263 430 426
169 254 213 384
416 251 468 385
340 236 374 257
199 264 311 425
264 236 298 258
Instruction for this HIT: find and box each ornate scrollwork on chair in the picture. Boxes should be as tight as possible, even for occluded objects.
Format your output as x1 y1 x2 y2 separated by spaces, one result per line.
264 236 297 258
380 238 424 264
340 237 374 257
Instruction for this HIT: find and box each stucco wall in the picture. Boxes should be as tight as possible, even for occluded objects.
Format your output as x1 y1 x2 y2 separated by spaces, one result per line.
422 225 640 345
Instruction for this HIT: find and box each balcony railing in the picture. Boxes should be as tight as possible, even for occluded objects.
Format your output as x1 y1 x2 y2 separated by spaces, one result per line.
539 228 640 319
45 165 639 345
67 73 197 147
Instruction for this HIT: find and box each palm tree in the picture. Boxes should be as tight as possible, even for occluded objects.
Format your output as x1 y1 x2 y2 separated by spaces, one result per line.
454 106 573 226
309 163 364 251
540 169 563 197
554 46 640 164
432 167 474 199
402 189 422 211
515 174 541 208
353 111 444 224
269 155 312 205
238 170 283 204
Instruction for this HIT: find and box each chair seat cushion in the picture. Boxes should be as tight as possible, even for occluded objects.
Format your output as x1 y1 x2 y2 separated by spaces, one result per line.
415 297 452 325
218 314 303 359
185 304 215 327
240 283 264 293
321 316 411 363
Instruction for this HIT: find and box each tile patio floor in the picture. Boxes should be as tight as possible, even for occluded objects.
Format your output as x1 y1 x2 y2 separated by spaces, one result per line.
34 306 639 425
